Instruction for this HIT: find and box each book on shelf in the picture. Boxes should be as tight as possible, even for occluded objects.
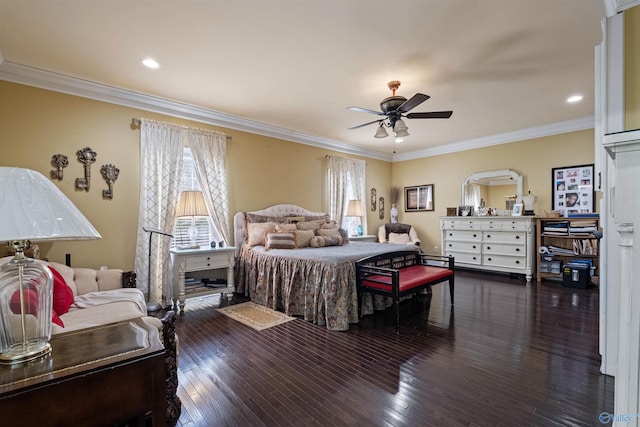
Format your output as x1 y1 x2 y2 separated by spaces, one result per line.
567 213 600 218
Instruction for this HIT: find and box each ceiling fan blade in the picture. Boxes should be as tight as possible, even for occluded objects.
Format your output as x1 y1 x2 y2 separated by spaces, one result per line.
348 119 383 130
397 93 430 113
406 111 453 119
347 106 385 116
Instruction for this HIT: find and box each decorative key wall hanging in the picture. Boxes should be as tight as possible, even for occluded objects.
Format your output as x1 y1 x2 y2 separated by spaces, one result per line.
50 154 68 181
100 164 119 200
75 147 97 191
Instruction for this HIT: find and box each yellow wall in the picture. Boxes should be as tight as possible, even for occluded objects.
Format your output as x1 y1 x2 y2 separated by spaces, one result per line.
391 130 594 253
1 80 592 266
0 81 390 269
626 5 640 129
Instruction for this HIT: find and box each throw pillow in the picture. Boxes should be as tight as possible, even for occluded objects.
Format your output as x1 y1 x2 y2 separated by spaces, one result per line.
317 228 342 240
49 265 74 315
322 235 343 246
295 229 315 248
275 223 297 233
309 236 325 247
320 220 338 229
296 221 322 231
247 222 276 246
388 232 412 244
264 232 296 250
339 228 349 244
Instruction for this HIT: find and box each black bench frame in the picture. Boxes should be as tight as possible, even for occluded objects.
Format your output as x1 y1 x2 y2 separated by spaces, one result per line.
355 251 454 333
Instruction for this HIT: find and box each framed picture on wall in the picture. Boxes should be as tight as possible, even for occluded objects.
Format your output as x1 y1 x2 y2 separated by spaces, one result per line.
405 184 434 212
551 164 594 217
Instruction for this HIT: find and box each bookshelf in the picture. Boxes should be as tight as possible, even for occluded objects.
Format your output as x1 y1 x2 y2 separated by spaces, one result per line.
535 216 600 285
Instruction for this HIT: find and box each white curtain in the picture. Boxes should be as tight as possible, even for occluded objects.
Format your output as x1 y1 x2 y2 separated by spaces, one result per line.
327 156 366 232
188 128 230 245
134 119 184 308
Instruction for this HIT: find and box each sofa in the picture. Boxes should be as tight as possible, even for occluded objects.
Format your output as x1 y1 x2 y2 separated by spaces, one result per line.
0 256 181 424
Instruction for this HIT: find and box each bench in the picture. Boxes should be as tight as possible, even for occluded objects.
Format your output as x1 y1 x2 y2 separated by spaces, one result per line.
355 250 454 333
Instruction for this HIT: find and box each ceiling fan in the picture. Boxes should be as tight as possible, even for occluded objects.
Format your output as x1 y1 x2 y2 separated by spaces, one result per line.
347 80 453 138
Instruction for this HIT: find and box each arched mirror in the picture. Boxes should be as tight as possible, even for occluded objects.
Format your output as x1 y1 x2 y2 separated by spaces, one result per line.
461 169 523 213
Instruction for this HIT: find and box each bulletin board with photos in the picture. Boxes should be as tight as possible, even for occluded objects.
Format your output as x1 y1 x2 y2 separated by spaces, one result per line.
551 164 595 216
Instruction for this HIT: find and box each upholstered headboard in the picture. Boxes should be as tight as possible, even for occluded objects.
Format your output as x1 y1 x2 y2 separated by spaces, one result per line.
233 204 328 252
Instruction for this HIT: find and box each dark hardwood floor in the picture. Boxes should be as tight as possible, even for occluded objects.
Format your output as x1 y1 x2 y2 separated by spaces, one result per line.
171 271 614 427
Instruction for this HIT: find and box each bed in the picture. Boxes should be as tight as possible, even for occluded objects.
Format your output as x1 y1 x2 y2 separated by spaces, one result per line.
233 204 419 331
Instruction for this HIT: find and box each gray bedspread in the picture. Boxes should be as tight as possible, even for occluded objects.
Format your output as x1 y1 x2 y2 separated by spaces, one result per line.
234 241 418 330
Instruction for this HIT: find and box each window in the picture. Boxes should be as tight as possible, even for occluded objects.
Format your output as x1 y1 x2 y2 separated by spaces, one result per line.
172 148 221 249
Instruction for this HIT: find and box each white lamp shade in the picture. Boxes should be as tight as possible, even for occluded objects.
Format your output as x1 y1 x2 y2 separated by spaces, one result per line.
0 167 101 242
374 124 389 138
346 200 363 217
175 191 209 217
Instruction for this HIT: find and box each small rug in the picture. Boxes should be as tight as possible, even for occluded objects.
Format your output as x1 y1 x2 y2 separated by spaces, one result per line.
217 302 295 331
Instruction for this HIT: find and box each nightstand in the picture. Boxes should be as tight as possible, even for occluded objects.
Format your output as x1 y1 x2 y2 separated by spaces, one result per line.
348 235 377 242
170 246 236 312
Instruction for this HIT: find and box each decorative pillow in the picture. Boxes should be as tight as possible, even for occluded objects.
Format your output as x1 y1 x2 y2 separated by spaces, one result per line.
49 265 73 315
10 284 66 328
246 213 287 224
388 232 412 244
304 214 331 222
264 232 296 250
247 222 276 246
322 235 343 246
275 223 297 233
320 220 338 229
297 221 322 231
286 216 305 224
295 229 315 248
317 228 342 240
309 236 325 247
339 228 349 244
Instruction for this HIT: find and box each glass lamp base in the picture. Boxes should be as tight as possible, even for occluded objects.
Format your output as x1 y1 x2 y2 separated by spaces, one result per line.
0 339 51 364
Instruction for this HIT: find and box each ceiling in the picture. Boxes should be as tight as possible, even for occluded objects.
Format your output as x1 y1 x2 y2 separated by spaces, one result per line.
0 0 605 160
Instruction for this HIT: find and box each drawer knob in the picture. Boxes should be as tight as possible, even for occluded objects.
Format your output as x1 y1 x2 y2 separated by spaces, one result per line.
473 234 477 238
472 245 476 249
516 248 520 252
486 234 491 238
515 260 520 264
486 246 491 250
448 243 452 247
515 236 520 239
487 257 492 261
472 257 477 260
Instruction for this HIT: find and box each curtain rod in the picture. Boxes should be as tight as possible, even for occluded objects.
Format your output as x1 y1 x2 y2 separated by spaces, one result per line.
131 118 232 141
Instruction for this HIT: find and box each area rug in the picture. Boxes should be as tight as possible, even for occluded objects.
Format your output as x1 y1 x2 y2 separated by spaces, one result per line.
217 302 295 331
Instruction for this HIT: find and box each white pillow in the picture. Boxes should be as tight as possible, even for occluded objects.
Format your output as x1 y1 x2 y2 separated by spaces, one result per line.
388 232 412 245
247 222 276 246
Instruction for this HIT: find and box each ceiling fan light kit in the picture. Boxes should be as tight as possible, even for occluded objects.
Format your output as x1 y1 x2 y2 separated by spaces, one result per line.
347 80 452 143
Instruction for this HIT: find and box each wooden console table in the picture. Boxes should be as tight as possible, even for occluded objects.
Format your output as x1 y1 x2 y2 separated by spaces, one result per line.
170 246 236 312
0 318 166 426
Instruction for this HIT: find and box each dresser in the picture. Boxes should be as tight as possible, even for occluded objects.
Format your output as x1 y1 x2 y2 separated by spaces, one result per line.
170 247 236 312
440 216 536 281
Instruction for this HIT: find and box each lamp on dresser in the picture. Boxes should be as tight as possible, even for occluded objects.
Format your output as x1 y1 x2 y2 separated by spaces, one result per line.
0 167 101 364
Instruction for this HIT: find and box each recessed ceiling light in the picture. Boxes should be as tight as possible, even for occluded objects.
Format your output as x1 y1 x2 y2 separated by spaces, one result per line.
142 58 160 69
566 94 583 103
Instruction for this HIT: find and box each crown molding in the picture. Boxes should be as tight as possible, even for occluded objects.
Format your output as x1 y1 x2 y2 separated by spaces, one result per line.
0 60 592 164
0 60 392 162
392 116 594 162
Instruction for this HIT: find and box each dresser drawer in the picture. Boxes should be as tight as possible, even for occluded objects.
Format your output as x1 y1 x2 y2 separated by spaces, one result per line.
185 253 231 271
501 220 529 231
482 254 526 270
442 219 477 230
445 250 481 265
480 220 504 230
482 242 525 257
445 240 481 252
443 229 482 241
482 231 525 244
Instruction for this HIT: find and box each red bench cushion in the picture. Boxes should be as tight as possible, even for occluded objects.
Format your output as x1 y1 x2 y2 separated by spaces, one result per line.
361 265 453 293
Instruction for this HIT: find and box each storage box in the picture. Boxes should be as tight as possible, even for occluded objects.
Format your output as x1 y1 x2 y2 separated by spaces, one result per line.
563 263 590 289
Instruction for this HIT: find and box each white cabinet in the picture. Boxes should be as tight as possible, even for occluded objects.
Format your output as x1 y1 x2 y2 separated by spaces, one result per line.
441 217 535 281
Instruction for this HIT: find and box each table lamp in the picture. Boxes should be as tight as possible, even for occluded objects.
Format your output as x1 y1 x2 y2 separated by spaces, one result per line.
346 199 364 236
175 191 209 249
0 167 101 364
